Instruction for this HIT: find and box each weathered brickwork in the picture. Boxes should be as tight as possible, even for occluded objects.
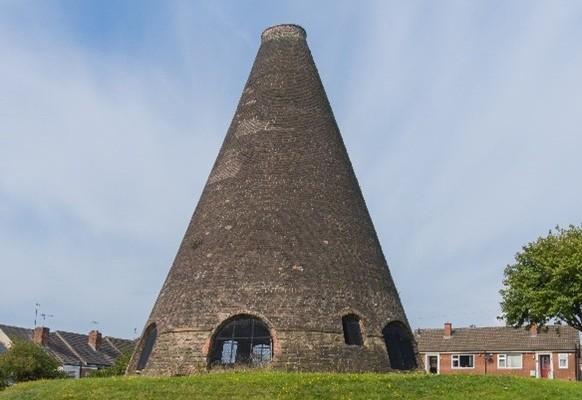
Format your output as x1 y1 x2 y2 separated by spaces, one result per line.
274 332 390 372
127 24 417 375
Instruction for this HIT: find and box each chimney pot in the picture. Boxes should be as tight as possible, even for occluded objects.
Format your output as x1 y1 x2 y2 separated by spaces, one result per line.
33 326 50 346
444 322 453 338
88 330 102 350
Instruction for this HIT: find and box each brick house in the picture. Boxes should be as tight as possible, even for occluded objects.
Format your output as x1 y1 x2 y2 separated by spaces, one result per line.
416 322 580 381
0 324 135 378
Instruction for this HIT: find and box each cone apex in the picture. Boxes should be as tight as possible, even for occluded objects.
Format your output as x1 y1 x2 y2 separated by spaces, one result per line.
261 24 306 42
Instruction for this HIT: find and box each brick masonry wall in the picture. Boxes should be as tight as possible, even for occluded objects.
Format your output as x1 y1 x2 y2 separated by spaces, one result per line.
130 310 413 374
552 353 577 380
136 330 392 376
420 352 578 381
127 24 418 375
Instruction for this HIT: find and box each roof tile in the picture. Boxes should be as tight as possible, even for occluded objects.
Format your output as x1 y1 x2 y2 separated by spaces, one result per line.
0 324 135 367
416 325 580 352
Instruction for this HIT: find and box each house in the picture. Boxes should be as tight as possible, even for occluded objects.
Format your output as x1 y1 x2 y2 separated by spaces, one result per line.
0 324 135 378
415 322 580 381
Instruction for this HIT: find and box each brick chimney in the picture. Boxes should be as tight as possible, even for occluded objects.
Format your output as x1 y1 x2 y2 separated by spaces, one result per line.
444 322 453 338
529 324 538 337
88 330 102 350
33 326 49 346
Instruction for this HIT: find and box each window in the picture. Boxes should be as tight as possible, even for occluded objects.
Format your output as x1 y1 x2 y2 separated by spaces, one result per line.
498 353 523 369
382 321 417 370
220 340 238 364
210 315 272 367
252 344 272 363
452 354 474 368
342 314 363 346
137 323 157 370
558 353 568 369
61 365 81 379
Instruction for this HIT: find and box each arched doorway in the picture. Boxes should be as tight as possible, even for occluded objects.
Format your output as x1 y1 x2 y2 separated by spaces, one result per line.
209 315 272 368
382 321 417 370
136 323 157 371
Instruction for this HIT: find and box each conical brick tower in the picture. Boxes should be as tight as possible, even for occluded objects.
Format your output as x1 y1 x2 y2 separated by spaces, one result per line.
127 24 418 375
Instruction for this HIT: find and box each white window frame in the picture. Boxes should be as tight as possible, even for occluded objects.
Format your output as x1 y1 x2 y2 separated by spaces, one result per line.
497 353 523 369
558 353 568 369
451 354 475 369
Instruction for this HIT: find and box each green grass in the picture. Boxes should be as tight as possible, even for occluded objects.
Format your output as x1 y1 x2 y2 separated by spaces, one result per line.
1 372 580 400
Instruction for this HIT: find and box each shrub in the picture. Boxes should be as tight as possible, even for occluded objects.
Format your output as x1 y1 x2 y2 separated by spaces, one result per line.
0 340 65 388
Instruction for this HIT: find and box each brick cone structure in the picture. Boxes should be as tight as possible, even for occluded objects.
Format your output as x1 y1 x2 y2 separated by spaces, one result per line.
127 24 418 375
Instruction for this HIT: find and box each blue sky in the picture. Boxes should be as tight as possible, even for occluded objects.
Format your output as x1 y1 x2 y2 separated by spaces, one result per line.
1 1 581 338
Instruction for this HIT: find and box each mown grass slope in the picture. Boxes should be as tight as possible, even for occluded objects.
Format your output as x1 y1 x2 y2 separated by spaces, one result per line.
1 372 580 400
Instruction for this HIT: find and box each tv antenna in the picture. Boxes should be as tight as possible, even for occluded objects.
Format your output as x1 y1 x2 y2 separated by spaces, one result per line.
40 313 54 324
34 303 41 326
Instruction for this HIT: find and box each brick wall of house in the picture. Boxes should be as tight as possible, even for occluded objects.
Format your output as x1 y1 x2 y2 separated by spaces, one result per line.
553 352 577 380
421 352 577 381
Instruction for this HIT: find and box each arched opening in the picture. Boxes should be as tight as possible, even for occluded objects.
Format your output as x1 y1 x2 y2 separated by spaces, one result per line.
382 321 417 370
342 314 363 346
209 315 272 368
136 323 157 371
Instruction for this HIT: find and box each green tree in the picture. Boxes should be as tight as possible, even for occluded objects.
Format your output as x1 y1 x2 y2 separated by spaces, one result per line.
0 340 64 387
90 351 132 377
500 224 582 331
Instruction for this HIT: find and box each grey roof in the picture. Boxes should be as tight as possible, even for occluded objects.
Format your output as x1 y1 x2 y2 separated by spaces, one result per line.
0 324 135 367
105 336 135 355
56 331 120 366
416 325 580 353
0 324 80 363
46 332 83 365
0 324 32 342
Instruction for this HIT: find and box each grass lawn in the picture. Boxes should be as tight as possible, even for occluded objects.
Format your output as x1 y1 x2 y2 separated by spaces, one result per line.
1 372 580 400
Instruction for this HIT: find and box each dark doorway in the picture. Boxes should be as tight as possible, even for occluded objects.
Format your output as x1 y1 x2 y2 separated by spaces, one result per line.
428 355 438 374
137 323 157 371
382 321 417 370
539 354 551 378
209 315 272 368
